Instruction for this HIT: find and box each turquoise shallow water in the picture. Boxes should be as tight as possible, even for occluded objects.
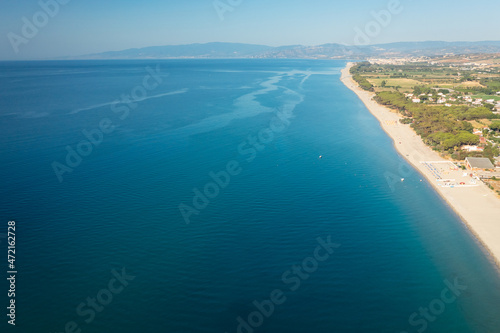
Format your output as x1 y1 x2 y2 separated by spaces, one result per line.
0 59 500 332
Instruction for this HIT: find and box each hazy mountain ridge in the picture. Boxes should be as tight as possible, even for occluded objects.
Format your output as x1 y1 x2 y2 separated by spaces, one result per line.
70 41 500 60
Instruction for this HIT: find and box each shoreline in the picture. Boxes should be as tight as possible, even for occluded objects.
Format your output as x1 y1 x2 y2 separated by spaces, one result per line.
340 62 500 269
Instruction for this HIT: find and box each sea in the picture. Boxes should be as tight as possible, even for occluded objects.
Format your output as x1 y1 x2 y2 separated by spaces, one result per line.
1 59 500 333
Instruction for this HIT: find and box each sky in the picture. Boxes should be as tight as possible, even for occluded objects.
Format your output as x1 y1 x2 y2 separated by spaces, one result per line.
1 0 500 60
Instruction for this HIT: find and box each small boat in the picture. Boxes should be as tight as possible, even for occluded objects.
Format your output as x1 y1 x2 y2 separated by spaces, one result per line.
401 178 405 182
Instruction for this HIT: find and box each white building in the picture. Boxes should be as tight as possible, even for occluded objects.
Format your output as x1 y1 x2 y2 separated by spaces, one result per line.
462 145 484 152
473 129 483 135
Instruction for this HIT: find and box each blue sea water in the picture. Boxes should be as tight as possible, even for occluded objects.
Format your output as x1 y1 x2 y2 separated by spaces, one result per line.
0 59 500 333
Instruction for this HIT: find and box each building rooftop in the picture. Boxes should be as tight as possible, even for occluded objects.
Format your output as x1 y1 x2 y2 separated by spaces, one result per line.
466 157 495 170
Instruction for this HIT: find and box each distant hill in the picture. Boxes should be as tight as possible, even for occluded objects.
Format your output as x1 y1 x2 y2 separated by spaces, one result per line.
74 42 273 59
69 41 500 60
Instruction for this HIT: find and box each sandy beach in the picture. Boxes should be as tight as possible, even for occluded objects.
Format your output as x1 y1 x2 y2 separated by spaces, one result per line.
341 62 500 268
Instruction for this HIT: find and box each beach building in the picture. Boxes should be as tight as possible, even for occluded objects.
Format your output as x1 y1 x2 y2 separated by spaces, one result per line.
465 157 495 171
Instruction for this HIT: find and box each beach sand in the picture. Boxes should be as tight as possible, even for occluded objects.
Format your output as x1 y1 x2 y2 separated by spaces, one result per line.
341 62 500 268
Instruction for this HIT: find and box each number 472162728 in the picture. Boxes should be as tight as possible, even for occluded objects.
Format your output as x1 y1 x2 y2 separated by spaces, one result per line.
7 221 16 270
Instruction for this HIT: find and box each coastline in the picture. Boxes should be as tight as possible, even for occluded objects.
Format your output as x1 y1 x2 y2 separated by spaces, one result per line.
341 62 500 269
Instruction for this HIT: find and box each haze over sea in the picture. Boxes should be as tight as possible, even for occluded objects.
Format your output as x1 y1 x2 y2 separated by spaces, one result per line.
1 59 500 332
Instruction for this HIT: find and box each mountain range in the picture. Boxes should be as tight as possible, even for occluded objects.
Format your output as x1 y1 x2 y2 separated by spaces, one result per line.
68 41 500 60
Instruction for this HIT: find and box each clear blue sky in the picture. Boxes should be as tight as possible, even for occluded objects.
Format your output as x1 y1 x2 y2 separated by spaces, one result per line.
1 0 499 60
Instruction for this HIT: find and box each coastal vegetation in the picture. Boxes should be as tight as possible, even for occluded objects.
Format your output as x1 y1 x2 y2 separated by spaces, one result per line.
351 59 500 164
350 62 374 91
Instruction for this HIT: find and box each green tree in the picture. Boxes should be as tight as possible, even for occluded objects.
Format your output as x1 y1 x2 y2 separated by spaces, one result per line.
490 121 500 132
352 74 374 92
443 137 461 150
456 132 480 145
